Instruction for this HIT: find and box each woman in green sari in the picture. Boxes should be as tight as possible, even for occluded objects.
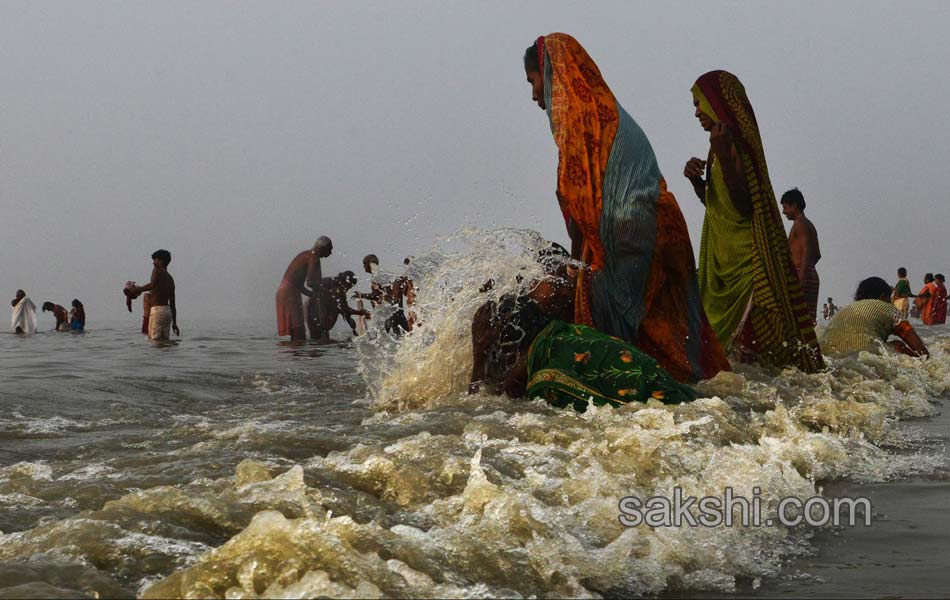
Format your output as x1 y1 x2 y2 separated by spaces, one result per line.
684 70 823 373
525 320 696 412
470 255 696 412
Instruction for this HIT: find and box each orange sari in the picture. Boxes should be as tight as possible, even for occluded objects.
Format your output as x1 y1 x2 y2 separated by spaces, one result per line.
537 33 728 382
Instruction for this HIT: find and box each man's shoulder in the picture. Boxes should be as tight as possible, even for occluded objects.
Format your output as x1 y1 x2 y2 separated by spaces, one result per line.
795 215 817 233
804 216 818 234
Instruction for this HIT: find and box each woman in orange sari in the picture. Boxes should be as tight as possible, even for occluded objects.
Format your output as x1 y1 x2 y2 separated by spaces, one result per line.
523 33 728 383
916 273 937 325
932 274 947 325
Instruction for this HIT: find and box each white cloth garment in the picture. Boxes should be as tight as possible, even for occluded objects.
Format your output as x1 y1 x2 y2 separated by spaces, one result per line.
12 297 37 334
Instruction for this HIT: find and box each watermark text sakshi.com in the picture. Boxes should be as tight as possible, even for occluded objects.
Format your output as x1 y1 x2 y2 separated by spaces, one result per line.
618 487 871 528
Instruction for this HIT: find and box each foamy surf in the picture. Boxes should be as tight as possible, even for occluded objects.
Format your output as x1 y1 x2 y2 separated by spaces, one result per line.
0 229 946 598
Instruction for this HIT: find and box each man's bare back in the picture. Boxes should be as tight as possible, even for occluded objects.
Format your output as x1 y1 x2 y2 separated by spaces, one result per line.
788 215 820 277
282 251 319 291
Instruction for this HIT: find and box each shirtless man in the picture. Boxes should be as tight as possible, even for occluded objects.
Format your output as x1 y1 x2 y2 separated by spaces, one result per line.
781 188 821 324
129 249 179 340
309 271 369 337
387 260 416 335
41 302 70 331
353 254 416 335
353 254 385 306
276 237 332 342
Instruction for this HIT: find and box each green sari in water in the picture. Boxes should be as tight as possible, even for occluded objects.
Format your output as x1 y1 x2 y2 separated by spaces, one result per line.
525 320 696 412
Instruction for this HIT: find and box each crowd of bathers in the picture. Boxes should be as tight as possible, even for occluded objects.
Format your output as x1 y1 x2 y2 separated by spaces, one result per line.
464 33 939 411
9 33 941 415
10 291 84 334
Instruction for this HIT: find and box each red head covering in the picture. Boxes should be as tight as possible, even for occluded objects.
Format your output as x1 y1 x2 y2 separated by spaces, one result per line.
691 70 763 161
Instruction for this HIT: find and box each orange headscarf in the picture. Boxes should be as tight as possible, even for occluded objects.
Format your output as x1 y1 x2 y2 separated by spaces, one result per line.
540 33 620 323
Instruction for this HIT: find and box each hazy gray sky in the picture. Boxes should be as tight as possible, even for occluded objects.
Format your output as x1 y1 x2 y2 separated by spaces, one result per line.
2 1 949 324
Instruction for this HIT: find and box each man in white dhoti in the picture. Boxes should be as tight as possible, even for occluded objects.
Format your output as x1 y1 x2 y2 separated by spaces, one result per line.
11 290 37 334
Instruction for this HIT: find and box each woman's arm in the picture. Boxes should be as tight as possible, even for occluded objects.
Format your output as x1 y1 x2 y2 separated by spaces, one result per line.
893 320 929 358
710 123 752 216
683 157 707 203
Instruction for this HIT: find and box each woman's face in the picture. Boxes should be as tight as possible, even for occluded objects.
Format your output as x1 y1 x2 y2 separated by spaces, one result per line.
693 95 715 131
525 65 546 110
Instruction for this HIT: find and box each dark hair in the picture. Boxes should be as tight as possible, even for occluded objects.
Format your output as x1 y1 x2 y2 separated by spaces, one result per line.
152 249 172 266
363 254 379 265
524 43 540 73
780 188 805 210
937 274 945 282
337 271 357 286
71 299 82 308
898 267 907 277
827 297 833 302
42 301 55 311
537 241 570 275
854 277 892 301
925 273 934 283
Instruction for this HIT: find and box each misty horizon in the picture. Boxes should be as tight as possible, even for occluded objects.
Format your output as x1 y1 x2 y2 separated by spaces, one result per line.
3 1 948 325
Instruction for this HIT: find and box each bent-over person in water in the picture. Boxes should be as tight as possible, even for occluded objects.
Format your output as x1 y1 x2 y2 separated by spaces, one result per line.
820 276 928 358
42 302 70 331
276 237 332 342
128 249 179 341
309 271 369 337
469 246 695 411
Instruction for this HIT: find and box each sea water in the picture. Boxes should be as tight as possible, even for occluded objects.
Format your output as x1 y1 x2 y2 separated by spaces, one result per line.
1 229 947 598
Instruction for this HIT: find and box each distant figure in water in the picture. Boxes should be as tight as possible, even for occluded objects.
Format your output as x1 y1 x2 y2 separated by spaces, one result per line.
69 299 86 332
915 273 936 325
524 33 727 383
353 254 416 335
892 267 913 321
124 283 152 334
931 274 947 325
820 276 928 358
309 271 369 338
687 70 823 371
128 249 179 340
469 245 696 411
11 290 37 334
42 302 70 331
276 237 331 342
826 297 838 319
354 254 384 306
781 188 821 325
388 258 417 334
141 292 152 335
